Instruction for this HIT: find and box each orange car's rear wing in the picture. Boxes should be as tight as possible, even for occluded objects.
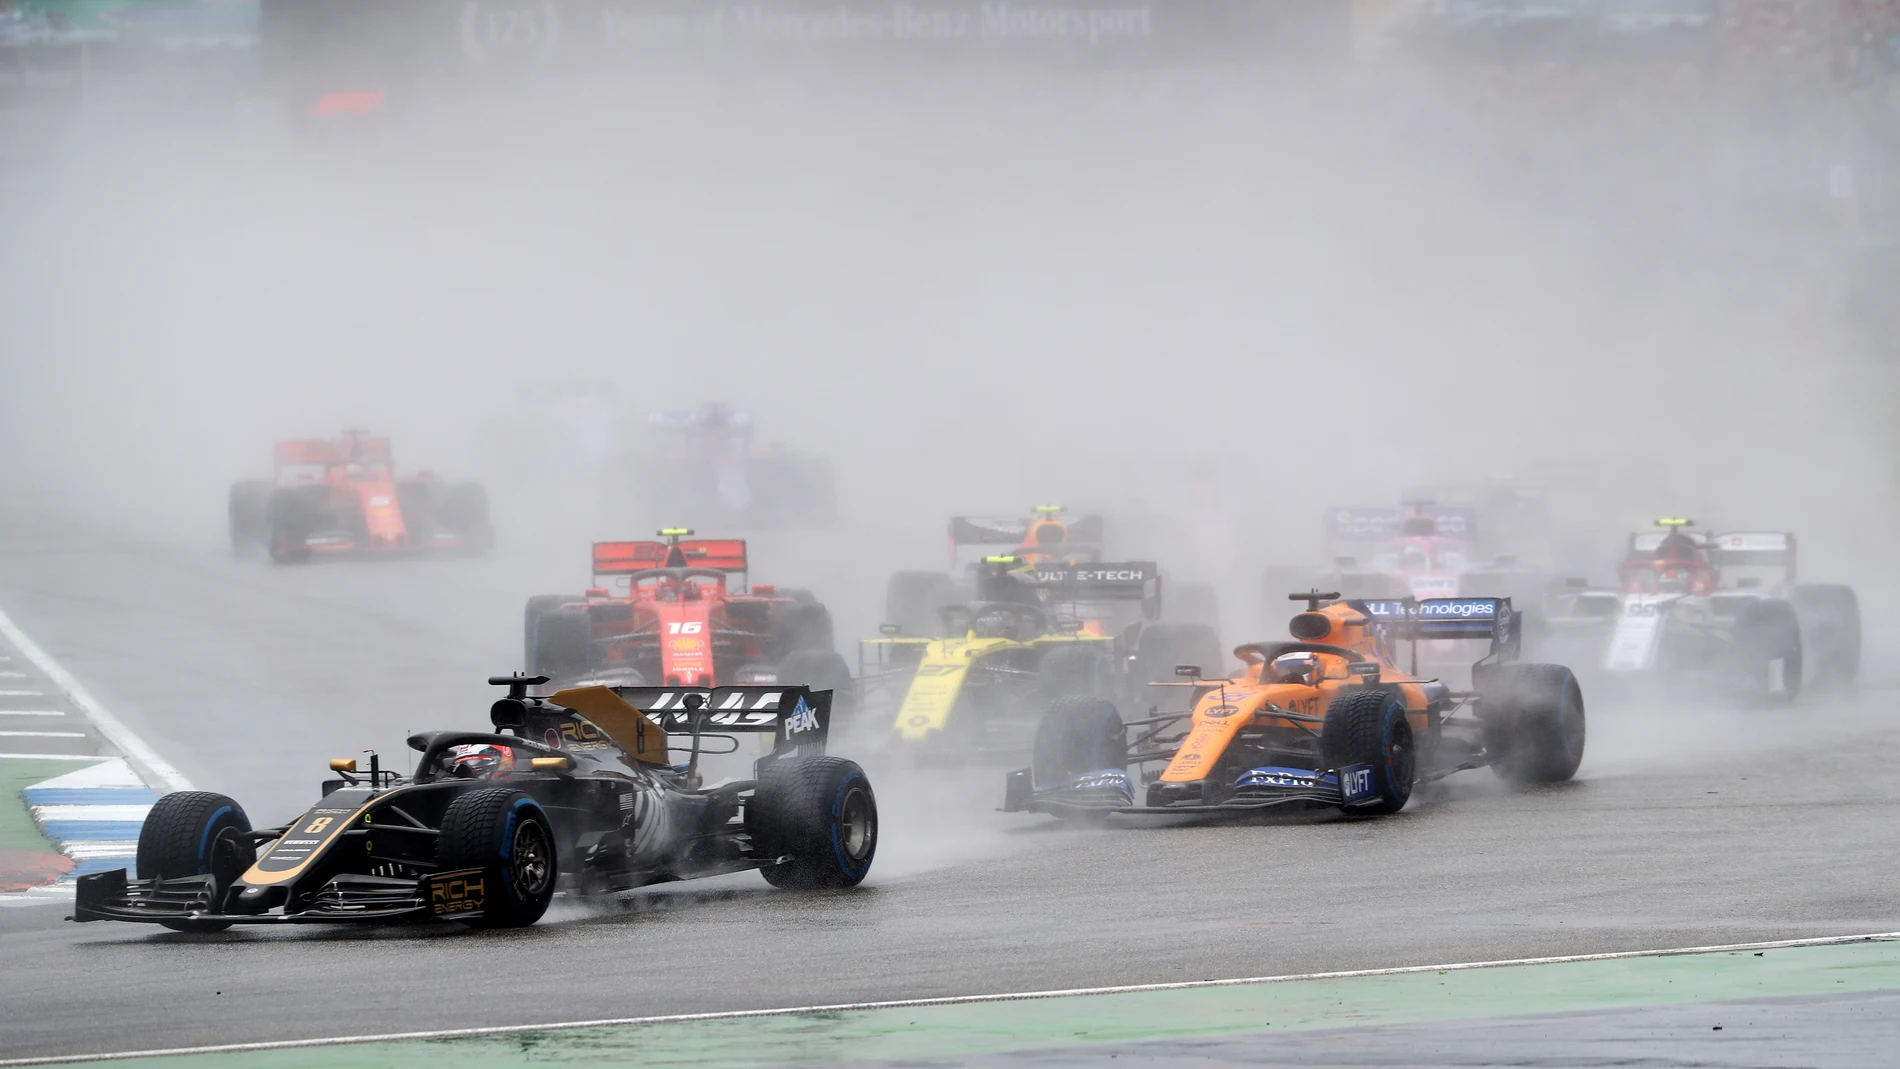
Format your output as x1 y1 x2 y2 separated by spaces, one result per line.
1361 597 1515 643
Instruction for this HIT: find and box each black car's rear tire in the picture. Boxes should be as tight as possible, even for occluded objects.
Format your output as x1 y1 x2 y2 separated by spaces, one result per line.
1481 663 1586 784
747 757 877 890
531 607 594 683
1320 690 1416 815
136 791 257 932
437 788 557 928
1031 697 1126 791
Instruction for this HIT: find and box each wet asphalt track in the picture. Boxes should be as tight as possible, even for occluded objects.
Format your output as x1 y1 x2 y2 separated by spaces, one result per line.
0 507 1897 1061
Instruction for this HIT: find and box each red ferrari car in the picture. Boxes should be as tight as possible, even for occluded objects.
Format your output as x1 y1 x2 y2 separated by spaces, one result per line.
228 432 492 563
523 530 851 697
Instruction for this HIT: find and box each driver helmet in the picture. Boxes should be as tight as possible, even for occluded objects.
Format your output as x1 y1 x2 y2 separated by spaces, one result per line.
446 743 515 779
972 609 1012 639
1400 543 1429 571
345 462 367 478
1267 651 1322 686
1655 531 1699 561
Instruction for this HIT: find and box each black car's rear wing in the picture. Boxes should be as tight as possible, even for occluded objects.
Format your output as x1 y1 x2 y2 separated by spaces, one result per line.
611 685 832 756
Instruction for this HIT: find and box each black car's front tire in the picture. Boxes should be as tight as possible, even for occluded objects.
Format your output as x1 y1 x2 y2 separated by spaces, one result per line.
747 757 877 890
136 791 257 932
437 789 558 928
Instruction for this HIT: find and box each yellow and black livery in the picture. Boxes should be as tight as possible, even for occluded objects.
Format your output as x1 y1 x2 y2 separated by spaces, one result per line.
863 556 1220 756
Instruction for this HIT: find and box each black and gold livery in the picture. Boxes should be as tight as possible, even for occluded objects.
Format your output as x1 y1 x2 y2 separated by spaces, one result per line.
74 676 876 930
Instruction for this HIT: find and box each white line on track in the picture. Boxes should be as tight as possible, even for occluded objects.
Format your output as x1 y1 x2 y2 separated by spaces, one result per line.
0 753 105 760
0 731 85 738
0 690 46 697
0 670 26 678
0 710 66 717
0 607 189 792
4 931 1896 1067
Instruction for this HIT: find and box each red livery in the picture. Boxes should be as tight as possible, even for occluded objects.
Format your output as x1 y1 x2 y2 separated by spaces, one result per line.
523 530 851 697
228 431 492 563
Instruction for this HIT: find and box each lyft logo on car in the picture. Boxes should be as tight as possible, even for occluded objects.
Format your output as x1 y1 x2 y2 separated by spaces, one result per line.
1340 764 1376 804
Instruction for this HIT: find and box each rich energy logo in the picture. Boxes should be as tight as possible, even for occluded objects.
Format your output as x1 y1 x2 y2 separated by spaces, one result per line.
430 871 486 915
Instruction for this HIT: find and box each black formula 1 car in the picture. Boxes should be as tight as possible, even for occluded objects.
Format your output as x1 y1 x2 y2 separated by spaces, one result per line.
75 678 874 930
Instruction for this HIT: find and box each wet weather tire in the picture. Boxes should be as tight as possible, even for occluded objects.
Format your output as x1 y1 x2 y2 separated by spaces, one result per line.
523 595 579 675
1131 624 1224 689
747 757 877 890
264 488 317 564
531 608 594 683
884 571 954 637
776 650 856 716
1038 645 1117 703
136 791 257 932
1791 584 1859 687
1735 601 1802 706
437 789 557 928
1320 691 1416 815
1032 697 1126 791
1481 664 1586 784
773 601 835 658
228 481 270 555
439 483 494 555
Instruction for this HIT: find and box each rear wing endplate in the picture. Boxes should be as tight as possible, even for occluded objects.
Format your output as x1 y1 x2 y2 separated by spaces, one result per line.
1707 531 1795 574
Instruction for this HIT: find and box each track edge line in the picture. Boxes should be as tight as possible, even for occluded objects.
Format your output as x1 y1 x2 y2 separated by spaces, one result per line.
6 930 1898 1066
0 606 191 794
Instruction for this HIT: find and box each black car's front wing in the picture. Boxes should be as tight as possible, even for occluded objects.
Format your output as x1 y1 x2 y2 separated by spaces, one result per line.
72 867 482 925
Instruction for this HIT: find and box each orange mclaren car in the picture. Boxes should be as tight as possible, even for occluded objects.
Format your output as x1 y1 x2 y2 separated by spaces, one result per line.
1004 592 1586 819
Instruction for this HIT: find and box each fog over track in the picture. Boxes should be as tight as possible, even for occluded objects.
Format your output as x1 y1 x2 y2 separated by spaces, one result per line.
1 52 1897 1062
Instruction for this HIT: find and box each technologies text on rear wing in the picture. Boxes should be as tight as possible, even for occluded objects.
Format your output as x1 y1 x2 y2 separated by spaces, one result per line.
1357 597 1522 667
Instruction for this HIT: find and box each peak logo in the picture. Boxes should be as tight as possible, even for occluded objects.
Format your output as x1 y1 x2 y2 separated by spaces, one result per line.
784 697 820 736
